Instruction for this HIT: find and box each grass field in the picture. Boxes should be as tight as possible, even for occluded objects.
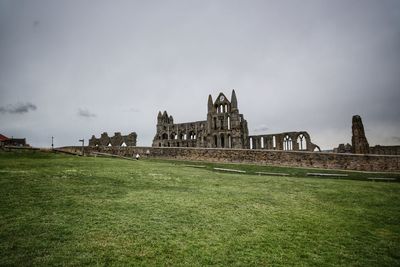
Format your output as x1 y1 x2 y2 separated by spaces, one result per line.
1 150 399 266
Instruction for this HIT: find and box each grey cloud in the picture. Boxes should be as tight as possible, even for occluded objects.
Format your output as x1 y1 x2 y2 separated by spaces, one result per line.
0 102 37 114
392 137 400 143
78 108 96 118
0 0 399 149
253 124 269 133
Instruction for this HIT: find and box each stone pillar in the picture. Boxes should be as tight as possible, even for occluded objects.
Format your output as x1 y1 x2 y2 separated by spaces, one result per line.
351 115 370 154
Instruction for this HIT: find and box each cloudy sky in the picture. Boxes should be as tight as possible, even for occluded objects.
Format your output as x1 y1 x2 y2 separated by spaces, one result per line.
0 0 399 149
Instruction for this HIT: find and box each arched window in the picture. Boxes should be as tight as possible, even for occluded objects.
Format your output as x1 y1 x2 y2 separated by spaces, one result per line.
121 142 127 147
213 117 217 130
297 134 307 150
261 137 264 149
214 135 218 147
272 136 276 148
183 134 187 140
227 116 231 130
283 135 292 151
108 143 112 147
162 133 168 140
220 134 225 148
250 138 253 149
228 134 232 148
220 105 224 113
224 105 228 112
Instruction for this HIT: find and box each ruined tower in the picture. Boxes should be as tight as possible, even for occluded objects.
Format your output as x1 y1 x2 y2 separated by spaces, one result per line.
351 115 370 154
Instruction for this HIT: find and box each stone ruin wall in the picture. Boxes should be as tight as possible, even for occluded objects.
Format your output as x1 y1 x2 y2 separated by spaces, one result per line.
152 90 320 152
370 145 400 155
152 91 249 149
152 115 209 148
248 131 320 152
59 146 400 172
334 115 400 155
89 132 137 147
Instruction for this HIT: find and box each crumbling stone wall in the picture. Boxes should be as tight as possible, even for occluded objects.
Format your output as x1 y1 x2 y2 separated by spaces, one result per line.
248 131 320 152
370 145 400 155
333 143 352 153
59 146 400 172
89 132 137 147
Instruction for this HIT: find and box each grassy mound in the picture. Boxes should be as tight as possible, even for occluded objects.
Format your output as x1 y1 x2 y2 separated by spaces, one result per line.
1 150 399 266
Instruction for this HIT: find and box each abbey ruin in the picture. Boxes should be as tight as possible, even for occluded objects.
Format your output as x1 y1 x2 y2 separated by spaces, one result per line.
89 132 137 147
85 91 399 157
75 90 400 172
152 90 320 151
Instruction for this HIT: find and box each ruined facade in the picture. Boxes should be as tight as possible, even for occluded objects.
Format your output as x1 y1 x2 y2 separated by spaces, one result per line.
89 132 137 147
248 132 320 151
152 90 249 148
152 90 319 151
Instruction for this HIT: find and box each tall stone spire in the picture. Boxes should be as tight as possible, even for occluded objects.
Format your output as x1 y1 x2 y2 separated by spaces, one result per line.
231 89 238 111
208 94 213 113
351 115 370 154
157 111 162 123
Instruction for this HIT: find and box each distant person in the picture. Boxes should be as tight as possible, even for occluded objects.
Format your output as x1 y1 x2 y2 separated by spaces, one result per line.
135 153 140 160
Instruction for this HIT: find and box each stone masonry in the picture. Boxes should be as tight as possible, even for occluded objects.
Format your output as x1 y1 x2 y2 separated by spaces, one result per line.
89 132 137 147
60 146 400 172
152 90 249 149
335 115 400 155
351 115 370 154
152 90 319 151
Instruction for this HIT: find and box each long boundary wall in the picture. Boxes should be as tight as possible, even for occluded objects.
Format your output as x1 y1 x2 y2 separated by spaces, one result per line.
58 146 400 172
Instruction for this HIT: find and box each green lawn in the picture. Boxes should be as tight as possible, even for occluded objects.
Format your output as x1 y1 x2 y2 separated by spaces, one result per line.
0 150 399 266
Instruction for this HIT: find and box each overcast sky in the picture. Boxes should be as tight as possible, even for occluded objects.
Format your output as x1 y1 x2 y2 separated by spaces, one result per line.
1 0 399 150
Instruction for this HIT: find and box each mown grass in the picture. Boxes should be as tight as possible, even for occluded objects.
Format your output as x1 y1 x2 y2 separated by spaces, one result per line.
148 158 400 182
0 150 399 266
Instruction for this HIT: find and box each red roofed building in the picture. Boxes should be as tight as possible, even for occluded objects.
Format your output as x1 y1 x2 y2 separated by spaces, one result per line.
0 134 9 145
0 134 28 147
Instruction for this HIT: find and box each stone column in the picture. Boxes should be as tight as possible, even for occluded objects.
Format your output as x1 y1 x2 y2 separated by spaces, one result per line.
351 115 370 154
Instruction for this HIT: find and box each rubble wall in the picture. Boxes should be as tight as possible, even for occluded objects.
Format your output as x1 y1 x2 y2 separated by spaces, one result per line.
58 146 400 172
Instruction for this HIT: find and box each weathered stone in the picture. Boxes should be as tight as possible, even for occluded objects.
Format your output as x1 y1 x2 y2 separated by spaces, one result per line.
152 90 249 149
248 132 320 152
333 143 352 153
351 115 370 154
89 132 137 147
335 115 399 155
152 90 319 151
59 146 400 172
